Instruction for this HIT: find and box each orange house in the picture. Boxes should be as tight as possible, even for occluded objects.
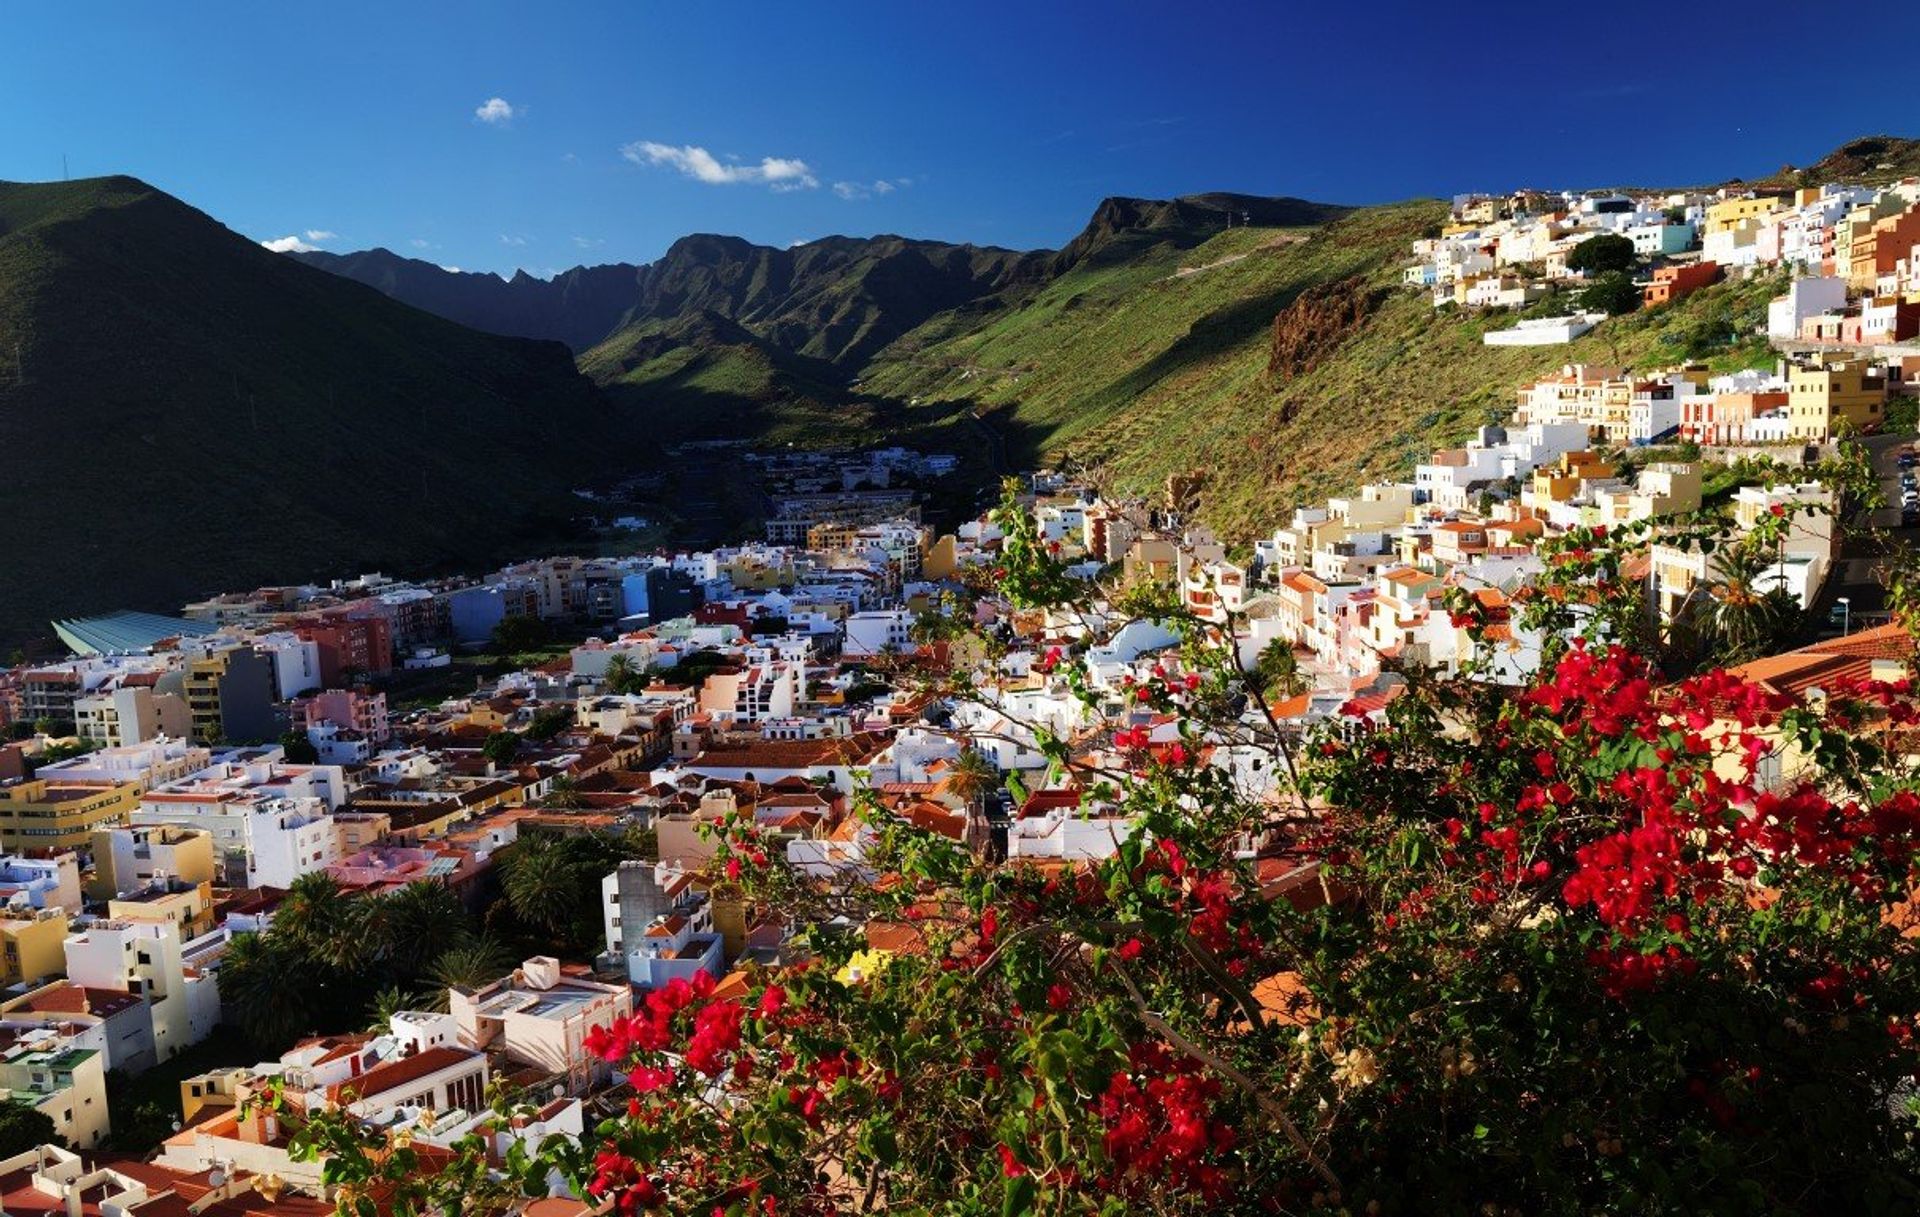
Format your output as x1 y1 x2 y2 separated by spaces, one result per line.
1643 261 1721 308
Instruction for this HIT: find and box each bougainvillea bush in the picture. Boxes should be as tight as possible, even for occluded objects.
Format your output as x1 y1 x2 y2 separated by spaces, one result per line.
298 484 1920 1216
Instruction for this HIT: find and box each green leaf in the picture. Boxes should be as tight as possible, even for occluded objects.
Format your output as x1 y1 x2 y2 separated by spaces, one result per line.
1474 1123 1490 1140
1002 1173 1038 1217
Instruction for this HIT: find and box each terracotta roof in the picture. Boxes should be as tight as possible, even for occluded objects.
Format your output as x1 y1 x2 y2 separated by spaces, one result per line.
14 981 144 1019
329 1046 479 1103
1725 624 1911 698
865 921 927 955
690 731 891 771
1339 685 1406 719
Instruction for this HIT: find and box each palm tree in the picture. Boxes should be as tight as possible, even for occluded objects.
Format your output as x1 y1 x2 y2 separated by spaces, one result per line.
374 881 474 983
604 653 644 695
544 775 586 809
365 985 426 1033
1706 535 1808 666
276 873 370 973
945 747 1001 819
501 837 585 938
221 933 315 1051
430 936 515 995
1254 638 1308 699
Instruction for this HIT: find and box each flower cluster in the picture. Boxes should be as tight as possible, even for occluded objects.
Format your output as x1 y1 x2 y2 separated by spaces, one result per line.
1097 1041 1237 1200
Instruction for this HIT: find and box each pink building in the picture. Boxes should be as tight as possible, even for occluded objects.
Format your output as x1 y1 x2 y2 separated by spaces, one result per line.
289 689 391 743
327 845 485 901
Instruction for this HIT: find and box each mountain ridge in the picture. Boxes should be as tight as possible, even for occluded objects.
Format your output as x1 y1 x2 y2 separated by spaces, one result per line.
0 173 621 651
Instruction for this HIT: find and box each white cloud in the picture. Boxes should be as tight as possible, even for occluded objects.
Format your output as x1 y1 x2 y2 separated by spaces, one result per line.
409 238 434 250
621 141 818 192
832 177 909 202
438 265 463 274
571 236 604 249
499 234 528 247
261 235 321 253
475 97 516 125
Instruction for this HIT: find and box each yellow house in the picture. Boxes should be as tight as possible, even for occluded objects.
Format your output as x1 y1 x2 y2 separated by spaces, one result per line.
108 877 216 941
0 910 69 987
0 1038 109 1150
1523 451 1615 511
1704 195 1783 235
1786 356 1886 441
922 534 959 581
88 824 217 901
182 653 230 742
1705 625 1913 787
0 779 141 852
179 1065 255 1123
1122 537 1179 586
805 521 859 552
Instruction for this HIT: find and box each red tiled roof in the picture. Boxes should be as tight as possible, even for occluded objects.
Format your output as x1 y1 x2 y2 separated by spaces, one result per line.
329 1046 478 1103
14 981 144 1019
1339 685 1407 719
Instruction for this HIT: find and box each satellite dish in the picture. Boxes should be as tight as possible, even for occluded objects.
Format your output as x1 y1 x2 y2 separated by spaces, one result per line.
208 1169 227 1188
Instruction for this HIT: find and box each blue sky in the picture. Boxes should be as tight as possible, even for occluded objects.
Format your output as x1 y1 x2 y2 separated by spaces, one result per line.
5 0 1917 277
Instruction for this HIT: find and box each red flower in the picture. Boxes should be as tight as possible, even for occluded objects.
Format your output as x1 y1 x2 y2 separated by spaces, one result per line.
998 1143 1028 1177
756 984 787 1020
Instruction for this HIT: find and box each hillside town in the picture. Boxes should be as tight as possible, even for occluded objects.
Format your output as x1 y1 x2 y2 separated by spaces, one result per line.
0 171 1916 1214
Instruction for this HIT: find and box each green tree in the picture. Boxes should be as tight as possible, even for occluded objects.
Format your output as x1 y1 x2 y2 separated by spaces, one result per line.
0 1104 57 1156
489 614 547 658
1565 233 1636 275
219 932 316 1050
364 985 426 1033
500 836 586 939
544 775 585 809
499 834 633 953
944 746 1000 820
481 731 521 768
275 873 370 973
430 936 515 993
278 729 319 764
371 881 473 982
1580 270 1641 316
1253 638 1308 699
525 704 573 742
603 653 646 695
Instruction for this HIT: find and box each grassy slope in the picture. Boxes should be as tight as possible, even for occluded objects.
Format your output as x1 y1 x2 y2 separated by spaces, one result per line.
0 176 619 650
862 200 1785 541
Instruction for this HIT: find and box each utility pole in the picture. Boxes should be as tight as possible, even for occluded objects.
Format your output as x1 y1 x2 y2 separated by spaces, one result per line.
61 154 68 181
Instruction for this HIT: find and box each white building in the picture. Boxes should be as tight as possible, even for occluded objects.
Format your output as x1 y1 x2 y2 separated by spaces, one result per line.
842 609 916 658
63 917 217 1068
0 855 82 915
447 956 633 1094
1482 314 1601 346
130 796 341 890
1768 276 1849 339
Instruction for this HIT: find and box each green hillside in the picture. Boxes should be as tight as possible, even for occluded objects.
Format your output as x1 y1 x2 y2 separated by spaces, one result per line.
861 201 1783 541
0 175 621 651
